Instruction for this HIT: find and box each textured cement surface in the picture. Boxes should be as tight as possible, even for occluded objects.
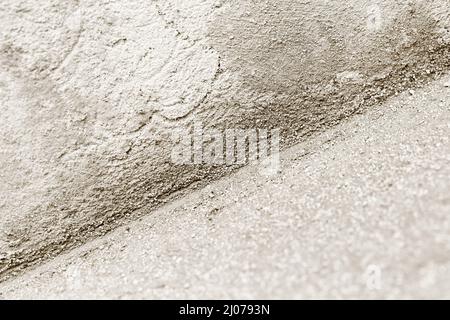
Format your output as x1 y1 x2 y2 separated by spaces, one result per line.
1 0 450 281
1 75 449 299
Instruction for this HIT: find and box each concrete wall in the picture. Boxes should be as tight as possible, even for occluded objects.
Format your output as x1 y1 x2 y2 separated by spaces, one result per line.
1 0 449 279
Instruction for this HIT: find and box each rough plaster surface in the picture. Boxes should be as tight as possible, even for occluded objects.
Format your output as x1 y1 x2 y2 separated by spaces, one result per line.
1 75 449 299
0 0 449 280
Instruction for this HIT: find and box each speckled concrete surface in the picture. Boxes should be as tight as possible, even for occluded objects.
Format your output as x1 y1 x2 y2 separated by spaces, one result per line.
1 75 449 299
1 0 450 283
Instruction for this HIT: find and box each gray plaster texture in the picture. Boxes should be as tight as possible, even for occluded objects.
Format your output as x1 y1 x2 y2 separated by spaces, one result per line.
1 74 450 299
0 0 450 280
